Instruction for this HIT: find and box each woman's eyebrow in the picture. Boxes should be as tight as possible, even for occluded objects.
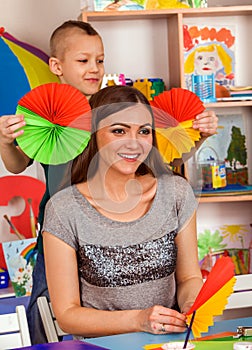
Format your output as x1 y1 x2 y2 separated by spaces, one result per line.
110 123 152 128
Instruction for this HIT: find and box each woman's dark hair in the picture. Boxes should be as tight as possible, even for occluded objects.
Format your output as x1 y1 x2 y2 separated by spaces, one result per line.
70 85 171 185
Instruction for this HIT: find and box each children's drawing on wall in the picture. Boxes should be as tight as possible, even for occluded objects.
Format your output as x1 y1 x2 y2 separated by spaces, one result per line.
2 238 37 296
183 24 235 96
191 113 248 189
198 224 252 277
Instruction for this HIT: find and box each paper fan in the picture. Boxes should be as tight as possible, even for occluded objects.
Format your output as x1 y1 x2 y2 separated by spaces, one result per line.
150 88 205 163
186 256 236 339
16 83 91 165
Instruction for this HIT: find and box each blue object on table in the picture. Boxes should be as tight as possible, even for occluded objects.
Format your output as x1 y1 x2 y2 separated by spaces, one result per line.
0 295 30 314
0 269 9 288
87 317 252 350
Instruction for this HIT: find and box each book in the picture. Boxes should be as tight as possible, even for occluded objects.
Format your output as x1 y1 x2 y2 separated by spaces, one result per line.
217 96 252 101
229 86 252 91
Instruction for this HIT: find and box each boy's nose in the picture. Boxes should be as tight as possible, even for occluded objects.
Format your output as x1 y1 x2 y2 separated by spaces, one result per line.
89 60 99 72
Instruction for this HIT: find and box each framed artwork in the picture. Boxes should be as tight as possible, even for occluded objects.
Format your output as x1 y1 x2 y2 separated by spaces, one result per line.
198 224 252 276
187 113 249 191
183 24 236 90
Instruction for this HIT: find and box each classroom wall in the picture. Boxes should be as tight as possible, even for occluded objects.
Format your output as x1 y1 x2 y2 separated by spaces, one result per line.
0 0 81 54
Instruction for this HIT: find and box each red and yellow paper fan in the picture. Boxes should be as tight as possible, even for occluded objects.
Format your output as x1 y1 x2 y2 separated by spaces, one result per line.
186 256 236 339
150 88 205 163
16 83 91 165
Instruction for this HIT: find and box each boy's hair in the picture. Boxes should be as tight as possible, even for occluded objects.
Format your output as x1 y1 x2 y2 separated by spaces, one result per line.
50 20 101 59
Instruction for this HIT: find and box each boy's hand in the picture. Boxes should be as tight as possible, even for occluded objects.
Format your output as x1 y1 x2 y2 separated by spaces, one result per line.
192 110 218 138
0 114 26 144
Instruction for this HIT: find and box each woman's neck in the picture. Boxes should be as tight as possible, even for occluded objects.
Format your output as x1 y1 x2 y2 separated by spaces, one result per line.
77 171 157 222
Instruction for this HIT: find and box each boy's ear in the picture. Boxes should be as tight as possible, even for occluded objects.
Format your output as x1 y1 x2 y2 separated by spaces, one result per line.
49 57 63 76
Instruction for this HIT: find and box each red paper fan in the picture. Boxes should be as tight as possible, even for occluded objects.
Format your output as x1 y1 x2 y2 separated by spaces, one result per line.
17 82 91 129
186 256 236 338
150 88 205 163
16 83 92 165
151 88 205 126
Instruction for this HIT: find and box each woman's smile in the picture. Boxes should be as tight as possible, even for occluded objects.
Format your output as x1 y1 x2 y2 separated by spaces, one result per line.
118 153 140 161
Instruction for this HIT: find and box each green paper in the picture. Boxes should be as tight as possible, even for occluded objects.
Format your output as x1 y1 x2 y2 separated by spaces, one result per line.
192 340 243 349
16 105 90 165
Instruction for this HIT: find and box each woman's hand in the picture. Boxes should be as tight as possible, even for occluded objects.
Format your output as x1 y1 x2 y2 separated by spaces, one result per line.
193 110 218 138
137 305 187 334
0 114 25 145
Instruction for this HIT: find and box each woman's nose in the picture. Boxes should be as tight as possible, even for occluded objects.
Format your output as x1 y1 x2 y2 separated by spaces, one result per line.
125 135 140 149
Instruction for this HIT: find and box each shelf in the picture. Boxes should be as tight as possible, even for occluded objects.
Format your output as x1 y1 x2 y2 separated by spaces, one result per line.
206 101 252 108
81 5 252 21
197 194 252 203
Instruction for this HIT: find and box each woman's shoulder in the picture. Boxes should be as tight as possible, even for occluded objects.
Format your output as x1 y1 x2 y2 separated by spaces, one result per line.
48 185 77 206
159 172 190 188
158 173 195 202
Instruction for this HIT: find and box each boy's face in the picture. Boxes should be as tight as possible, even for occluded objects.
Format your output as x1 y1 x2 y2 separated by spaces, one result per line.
50 30 105 98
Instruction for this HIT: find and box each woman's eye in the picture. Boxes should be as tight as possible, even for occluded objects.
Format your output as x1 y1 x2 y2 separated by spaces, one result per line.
140 128 151 135
79 59 88 63
197 56 203 61
112 129 125 134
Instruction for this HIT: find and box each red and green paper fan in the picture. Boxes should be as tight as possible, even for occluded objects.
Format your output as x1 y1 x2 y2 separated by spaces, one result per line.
150 88 205 163
16 83 91 165
186 256 236 339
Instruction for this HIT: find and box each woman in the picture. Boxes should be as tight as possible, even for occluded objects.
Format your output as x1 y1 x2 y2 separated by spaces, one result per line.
42 85 203 339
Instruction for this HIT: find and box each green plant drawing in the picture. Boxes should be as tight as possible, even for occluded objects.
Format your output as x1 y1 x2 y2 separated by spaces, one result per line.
197 229 227 260
226 126 247 170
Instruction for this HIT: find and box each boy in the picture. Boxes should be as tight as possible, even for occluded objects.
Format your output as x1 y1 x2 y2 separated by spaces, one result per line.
0 20 217 344
0 21 105 344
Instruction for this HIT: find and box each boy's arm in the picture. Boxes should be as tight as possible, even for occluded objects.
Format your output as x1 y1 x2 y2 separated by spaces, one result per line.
0 114 31 173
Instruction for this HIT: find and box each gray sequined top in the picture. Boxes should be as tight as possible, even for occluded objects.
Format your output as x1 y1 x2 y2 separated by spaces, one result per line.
43 173 197 313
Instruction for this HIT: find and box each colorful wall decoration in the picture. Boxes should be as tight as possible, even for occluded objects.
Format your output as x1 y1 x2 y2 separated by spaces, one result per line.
183 24 235 90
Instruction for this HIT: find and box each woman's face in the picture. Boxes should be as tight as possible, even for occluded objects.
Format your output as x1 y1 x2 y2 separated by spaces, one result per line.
96 104 153 176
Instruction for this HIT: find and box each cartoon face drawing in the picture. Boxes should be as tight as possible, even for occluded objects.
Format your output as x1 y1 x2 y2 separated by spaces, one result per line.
194 48 222 75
